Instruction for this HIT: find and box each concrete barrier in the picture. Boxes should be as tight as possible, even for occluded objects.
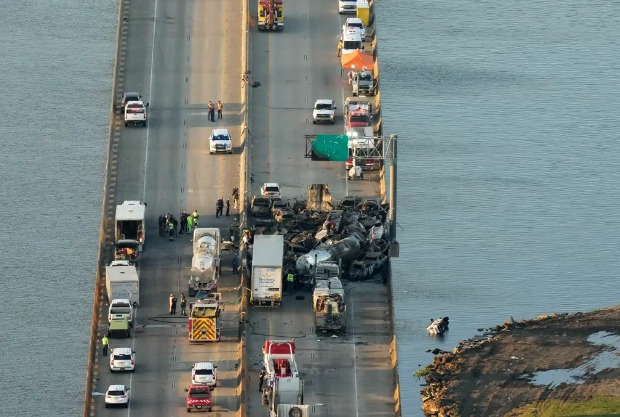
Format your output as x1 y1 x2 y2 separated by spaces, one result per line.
82 0 129 416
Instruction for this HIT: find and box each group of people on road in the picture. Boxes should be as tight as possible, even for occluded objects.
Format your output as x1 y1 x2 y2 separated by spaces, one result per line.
169 293 187 316
215 197 231 218
158 210 200 240
207 100 224 122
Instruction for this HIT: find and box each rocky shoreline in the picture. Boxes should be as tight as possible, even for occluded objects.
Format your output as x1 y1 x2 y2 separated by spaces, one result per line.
419 306 620 417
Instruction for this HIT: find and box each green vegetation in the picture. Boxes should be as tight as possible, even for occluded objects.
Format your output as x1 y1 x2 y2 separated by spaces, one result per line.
512 397 620 417
413 365 432 378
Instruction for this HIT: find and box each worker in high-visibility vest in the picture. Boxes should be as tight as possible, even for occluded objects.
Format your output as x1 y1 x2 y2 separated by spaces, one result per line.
286 273 295 292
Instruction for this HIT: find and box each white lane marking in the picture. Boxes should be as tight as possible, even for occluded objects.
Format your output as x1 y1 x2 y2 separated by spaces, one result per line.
350 293 360 417
143 0 158 201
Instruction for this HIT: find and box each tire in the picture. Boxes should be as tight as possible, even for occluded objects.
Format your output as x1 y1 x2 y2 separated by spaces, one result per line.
187 408 191 412
210 151 214 155
124 403 129 408
331 120 335 125
312 120 316 124
143 121 147 127
208 408 212 412
228 150 233 154
124 122 128 127
105 404 109 409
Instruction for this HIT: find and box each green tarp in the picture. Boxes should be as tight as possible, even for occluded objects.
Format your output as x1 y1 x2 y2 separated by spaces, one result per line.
311 134 349 162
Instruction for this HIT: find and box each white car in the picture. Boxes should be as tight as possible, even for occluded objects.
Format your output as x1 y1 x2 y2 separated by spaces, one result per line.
108 299 133 326
260 183 282 200
338 0 357 14
209 128 233 154
312 99 336 124
192 362 218 387
342 18 366 41
105 385 130 408
110 348 136 372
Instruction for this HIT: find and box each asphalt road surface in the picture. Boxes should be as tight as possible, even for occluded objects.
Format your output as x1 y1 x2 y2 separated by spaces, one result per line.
93 0 244 416
246 1 395 417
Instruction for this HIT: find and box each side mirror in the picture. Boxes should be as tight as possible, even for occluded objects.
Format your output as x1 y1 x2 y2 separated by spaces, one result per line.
184 388 189 392
146 103 150 108
132 350 136 353
361 46 365 50
126 388 130 391
214 365 218 368
334 106 337 109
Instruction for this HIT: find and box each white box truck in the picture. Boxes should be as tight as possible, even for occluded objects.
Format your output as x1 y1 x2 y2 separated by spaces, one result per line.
115 201 146 252
251 235 284 307
105 260 140 306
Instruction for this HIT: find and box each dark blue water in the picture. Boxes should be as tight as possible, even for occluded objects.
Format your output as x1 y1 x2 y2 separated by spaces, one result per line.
0 1 118 416
379 1 620 415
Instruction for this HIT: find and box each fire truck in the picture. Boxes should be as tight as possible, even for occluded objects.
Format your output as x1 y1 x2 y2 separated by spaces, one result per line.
257 0 284 31
188 293 222 342
261 340 304 416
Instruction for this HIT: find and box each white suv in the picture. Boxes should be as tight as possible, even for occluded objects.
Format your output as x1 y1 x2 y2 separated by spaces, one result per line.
260 183 282 200
209 128 233 154
105 385 130 408
342 18 366 41
110 348 136 372
108 299 133 326
338 0 357 14
192 362 218 387
312 99 336 124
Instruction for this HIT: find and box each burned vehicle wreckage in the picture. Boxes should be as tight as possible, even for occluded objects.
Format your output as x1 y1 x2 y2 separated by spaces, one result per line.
247 184 390 286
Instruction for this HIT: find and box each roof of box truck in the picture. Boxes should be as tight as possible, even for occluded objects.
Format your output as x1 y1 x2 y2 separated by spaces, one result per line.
116 201 146 220
252 235 284 267
106 265 139 281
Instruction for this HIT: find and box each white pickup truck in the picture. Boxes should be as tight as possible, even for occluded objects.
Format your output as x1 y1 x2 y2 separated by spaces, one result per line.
312 99 336 124
124 100 148 127
342 17 366 41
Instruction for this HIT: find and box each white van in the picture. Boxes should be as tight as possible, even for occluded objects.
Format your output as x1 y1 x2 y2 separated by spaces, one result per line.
338 0 357 14
341 31 364 56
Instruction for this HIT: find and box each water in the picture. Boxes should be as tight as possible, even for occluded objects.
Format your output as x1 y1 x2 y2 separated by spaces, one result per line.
378 1 620 415
0 1 118 416
2 1 620 416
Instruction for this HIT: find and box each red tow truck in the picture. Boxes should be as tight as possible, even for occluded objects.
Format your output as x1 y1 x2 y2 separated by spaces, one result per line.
185 384 213 412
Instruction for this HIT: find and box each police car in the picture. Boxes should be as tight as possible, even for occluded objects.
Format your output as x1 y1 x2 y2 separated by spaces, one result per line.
191 362 218 387
105 385 130 408
109 348 136 372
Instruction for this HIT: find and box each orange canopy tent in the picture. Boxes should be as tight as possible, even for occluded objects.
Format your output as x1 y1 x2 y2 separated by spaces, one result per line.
340 49 374 71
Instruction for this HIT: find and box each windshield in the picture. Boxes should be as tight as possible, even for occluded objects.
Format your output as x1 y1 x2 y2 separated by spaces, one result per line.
195 369 214 375
264 186 280 192
113 353 132 360
359 73 372 81
343 41 361 50
254 199 270 207
350 115 369 123
315 103 333 110
191 306 216 318
108 390 125 396
111 307 131 315
189 391 211 398
212 134 230 141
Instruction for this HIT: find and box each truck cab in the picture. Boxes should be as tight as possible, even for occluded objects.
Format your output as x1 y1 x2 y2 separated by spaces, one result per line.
124 101 148 127
342 17 366 40
185 384 213 412
108 299 134 326
312 99 336 124
352 69 375 96
107 316 130 338
341 30 363 56
257 0 284 31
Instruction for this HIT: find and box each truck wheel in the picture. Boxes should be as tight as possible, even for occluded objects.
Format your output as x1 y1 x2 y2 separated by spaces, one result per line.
124 122 128 127
105 404 109 409
143 121 147 127
187 408 191 412
331 120 335 125
312 120 316 124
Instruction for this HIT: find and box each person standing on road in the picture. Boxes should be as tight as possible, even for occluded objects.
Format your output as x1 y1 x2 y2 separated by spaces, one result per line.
192 210 200 228
225 198 230 216
216 198 224 218
207 101 214 122
187 212 194 233
286 273 295 292
217 101 223 119
173 217 179 237
102 335 109 356
158 215 165 236
259 368 266 393
232 187 240 210
170 294 178 315
180 294 187 316
337 38 343 57
180 212 187 235
169 293 175 314
168 221 174 241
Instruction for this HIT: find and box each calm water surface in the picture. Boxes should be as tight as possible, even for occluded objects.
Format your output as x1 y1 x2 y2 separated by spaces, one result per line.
378 1 620 415
0 1 118 416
